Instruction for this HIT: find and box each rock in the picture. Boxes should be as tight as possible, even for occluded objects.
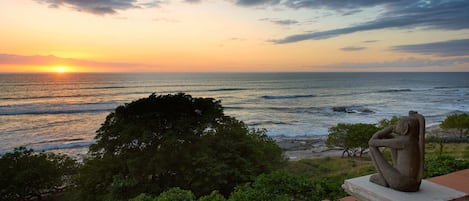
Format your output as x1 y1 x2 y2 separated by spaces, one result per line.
333 107 347 112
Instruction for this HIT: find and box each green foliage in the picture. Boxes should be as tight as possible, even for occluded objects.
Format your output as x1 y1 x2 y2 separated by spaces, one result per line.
129 193 155 201
326 123 379 157
129 190 226 201
74 93 284 200
377 116 399 129
198 191 226 201
441 113 469 138
284 157 374 180
424 155 469 178
155 188 195 201
228 170 345 201
0 147 78 200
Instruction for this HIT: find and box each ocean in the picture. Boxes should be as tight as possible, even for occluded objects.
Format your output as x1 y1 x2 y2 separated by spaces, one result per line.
1 72 468 157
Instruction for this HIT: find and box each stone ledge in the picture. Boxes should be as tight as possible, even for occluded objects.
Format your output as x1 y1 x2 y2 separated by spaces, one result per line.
343 175 468 201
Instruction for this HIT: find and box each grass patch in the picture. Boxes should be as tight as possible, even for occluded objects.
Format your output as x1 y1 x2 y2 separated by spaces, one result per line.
283 157 375 181
284 143 469 181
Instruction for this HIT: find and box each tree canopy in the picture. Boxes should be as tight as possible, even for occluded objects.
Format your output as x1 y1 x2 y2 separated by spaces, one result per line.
440 113 469 138
0 147 78 201
326 123 379 157
74 93 284 200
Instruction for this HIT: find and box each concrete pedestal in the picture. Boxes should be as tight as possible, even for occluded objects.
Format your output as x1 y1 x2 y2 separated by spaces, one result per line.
343 175 468 201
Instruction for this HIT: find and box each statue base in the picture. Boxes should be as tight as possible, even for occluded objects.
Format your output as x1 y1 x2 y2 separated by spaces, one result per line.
343 175 468 201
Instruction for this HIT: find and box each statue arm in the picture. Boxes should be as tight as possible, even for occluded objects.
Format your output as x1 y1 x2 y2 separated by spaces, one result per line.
369 138 405 149
371 126 393 140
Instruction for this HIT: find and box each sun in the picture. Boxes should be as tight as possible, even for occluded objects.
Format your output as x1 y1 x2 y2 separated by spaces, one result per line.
56 66 66 73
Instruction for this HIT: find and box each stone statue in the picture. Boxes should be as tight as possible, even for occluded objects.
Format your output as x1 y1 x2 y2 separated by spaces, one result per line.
368 111 425 192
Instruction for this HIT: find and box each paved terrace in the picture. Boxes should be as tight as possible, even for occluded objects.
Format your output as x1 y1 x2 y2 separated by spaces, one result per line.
339 169 469 201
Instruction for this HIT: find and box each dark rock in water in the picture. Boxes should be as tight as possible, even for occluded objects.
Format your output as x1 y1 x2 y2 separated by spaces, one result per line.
333 107 347 112
333 106 373 114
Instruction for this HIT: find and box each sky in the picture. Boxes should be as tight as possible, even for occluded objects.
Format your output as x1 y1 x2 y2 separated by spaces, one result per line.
0 0 468 72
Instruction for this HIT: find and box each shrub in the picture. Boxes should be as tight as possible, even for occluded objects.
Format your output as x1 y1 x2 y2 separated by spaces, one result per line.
424 155 469 178
228 170 345 201
0 147 78 200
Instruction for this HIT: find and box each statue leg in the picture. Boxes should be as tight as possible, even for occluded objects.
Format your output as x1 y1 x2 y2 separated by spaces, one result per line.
369 147 419 191
369 147 390 187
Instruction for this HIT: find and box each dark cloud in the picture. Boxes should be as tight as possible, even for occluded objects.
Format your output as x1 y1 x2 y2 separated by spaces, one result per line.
391 39 469 57
274 0 469 44
35 0 162 15
235 0 281 6
340 46 366 51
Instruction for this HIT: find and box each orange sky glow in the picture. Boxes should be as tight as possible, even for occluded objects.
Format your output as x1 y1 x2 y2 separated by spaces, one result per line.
1 0 468 72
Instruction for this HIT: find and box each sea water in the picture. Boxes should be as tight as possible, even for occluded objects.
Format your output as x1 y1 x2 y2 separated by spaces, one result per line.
1 72 468 156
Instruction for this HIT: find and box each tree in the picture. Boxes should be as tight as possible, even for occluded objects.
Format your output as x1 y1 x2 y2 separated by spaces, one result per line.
326 123 379 157
74 93 284 200
441 113 469 138
0 147 78 201
377 116 399 129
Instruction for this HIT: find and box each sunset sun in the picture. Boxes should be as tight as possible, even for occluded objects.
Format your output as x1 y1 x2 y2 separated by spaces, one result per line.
56 66 65 73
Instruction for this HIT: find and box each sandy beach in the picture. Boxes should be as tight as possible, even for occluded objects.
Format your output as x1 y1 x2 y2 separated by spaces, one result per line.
277 124 453 161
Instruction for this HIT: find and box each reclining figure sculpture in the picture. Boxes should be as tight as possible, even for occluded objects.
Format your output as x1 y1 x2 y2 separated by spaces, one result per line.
368 111 425 192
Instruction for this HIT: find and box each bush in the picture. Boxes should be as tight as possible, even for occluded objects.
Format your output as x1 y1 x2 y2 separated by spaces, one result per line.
228 170 345 201
198 191 226 201
424 155 469 178
0 147 78 200
74 93 284 200
155 188 195 201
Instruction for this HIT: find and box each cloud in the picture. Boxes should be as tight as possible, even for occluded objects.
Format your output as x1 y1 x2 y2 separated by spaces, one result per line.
332 57 469 69
184 0 201 3
284 0 392 10
391 39 469 57
235 0 281 6
340 46 366 51
0 54 156 70
260 18 299 25
35 0 163 15
363 40 378 43
274 0 469 43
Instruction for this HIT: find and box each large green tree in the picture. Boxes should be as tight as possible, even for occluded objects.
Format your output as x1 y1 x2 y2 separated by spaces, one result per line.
440 113 469 138
0 147 78 201
326 123 379 157
74 93 284 200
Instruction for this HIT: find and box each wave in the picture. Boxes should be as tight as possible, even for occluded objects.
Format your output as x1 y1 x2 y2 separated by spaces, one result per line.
29 138 86 145
261 95 316 99
376 89 412 93
0 108 113 116
248 121 292 126
0 102 118 116
208 88 246 92
0 91 155 101
31 141 95 152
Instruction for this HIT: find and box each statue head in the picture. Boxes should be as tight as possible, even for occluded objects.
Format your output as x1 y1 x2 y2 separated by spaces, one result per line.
394 116 419 137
